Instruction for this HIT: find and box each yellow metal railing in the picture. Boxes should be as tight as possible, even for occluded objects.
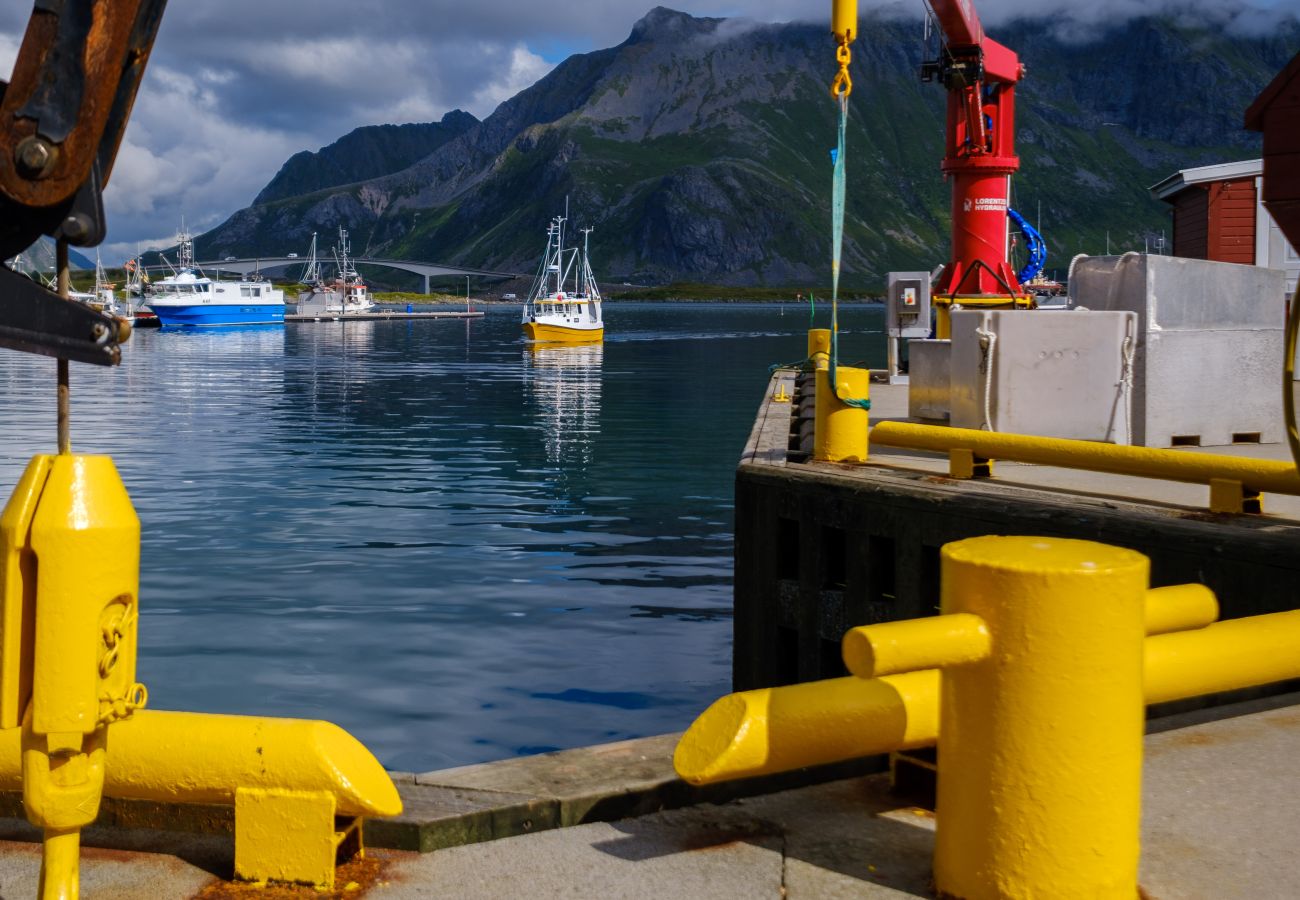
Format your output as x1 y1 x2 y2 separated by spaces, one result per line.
675 535 1300 899
870 420 1300 513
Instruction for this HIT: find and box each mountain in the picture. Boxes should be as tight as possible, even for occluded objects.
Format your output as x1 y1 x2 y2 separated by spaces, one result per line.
196 8 1299 288
253 110 479 205
12 237 95 274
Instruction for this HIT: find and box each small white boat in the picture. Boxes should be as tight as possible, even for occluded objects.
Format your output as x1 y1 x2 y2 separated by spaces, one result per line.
70 251 134 322
522 216 603 343
146 229 285 327
296 228 374 315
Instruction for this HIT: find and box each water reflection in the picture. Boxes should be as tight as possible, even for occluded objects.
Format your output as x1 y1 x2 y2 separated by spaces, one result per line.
0 304 887 772
523 344 603 467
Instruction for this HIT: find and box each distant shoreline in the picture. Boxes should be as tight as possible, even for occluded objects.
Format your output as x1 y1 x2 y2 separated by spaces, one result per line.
357 294 883 306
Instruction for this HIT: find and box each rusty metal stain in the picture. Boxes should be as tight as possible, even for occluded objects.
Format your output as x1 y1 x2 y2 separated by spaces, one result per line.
193 849 405 899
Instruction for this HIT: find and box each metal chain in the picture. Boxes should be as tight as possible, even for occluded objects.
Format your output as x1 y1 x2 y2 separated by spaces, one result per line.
830 40 852 98
98 596 138 678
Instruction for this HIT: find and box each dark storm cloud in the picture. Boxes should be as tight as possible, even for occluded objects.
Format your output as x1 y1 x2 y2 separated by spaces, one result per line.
0 0 1290 258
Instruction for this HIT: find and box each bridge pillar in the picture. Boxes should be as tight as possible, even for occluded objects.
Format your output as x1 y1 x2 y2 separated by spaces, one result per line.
423 274 430 295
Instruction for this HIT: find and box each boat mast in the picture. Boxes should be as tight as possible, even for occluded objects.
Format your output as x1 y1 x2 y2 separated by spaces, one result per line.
303 232 320 284
580 227 594 297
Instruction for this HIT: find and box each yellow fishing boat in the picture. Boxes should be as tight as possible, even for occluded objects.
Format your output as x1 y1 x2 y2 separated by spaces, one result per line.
521 215 604 343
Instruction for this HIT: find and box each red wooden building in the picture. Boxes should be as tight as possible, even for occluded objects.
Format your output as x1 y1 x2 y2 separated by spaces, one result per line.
1151 159 1299 297
1151 160 1264 263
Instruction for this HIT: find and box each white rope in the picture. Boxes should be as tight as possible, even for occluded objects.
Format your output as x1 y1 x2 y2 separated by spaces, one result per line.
975 317 997 431
1118 317 1136 445
1067 253 1089 298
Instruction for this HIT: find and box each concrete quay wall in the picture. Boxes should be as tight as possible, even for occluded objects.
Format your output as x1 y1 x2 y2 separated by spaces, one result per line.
734 370 1300 706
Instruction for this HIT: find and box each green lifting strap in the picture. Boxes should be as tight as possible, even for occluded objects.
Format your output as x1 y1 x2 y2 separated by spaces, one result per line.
829 93 870 411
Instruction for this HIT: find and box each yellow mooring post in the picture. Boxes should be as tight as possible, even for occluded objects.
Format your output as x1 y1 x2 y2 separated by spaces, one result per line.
807 328 831 369
2 455 402 893
814 365 869 462
1 455 144 900
852 536 1150 899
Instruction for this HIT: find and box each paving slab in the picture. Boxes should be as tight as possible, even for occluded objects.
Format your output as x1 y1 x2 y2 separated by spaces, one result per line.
0 698 1291 898
1140 702 1300 898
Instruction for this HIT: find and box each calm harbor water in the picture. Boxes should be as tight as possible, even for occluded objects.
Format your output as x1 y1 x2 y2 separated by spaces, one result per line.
0 302 884 771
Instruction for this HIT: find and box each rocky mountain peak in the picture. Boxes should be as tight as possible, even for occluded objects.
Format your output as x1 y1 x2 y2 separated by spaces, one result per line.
627 7 722 45
198 12 1295 288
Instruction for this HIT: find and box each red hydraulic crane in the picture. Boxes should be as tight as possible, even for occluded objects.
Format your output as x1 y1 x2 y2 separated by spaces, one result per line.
922 0 1031 335
832 0 1032 338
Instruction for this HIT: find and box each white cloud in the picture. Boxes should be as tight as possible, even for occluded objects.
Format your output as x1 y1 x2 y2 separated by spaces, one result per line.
471 43 556 117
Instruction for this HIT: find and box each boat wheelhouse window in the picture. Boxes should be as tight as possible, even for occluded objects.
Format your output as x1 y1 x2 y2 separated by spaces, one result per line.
240 286 251 297
253 287 261 297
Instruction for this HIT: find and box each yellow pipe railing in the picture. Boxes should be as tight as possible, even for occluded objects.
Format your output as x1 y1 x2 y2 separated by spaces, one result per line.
870 421 1300 513
677 599 1300 786
0 710 400 818
672 670 938 786
679 535 1300 895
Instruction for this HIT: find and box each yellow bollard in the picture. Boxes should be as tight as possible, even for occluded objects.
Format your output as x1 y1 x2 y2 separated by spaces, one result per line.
1 455 144 900
932 536 1148 900
814 366 869 462
807 328 831 370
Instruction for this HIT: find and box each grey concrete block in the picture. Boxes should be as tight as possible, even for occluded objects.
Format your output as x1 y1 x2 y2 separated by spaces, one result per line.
1070 254 1287 446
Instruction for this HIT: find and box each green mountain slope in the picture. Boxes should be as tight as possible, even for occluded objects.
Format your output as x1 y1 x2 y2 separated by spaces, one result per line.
197 7 1298 288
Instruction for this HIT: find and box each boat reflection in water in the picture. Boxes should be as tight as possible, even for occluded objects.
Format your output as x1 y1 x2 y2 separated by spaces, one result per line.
523 343 603 467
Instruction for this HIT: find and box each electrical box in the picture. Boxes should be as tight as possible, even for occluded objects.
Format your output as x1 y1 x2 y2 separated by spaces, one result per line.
886 271 932 338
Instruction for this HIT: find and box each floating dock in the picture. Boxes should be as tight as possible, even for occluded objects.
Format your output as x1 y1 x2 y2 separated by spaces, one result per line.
284 310 484 323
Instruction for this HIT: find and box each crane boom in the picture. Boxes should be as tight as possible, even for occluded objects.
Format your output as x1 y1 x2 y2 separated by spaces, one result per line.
930 0 982 48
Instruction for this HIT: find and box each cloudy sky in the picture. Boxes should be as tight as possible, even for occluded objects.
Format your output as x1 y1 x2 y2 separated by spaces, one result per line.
0 0 1292 261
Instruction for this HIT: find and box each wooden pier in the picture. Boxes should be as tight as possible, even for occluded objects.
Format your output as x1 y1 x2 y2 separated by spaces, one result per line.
285 310 484 323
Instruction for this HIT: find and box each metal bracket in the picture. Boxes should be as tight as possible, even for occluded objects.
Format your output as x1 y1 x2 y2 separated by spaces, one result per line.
53 157 106 247
0 264 124 366
949 448 993 479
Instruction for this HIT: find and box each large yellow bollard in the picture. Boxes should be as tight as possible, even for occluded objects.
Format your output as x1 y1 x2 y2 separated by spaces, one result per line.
932 537 1149 900
807 328 831 370
1 455 144 900
814 366 869 462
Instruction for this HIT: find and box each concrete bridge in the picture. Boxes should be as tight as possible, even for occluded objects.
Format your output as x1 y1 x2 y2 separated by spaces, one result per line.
184 257 526 294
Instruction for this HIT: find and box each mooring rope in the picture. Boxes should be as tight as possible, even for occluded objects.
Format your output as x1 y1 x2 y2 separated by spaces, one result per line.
829 91 870 411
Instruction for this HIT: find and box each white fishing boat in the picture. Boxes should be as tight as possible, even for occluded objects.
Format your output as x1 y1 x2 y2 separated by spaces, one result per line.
522 216 603 343
70 251 134 322
296 228 374 315
146 228 284 327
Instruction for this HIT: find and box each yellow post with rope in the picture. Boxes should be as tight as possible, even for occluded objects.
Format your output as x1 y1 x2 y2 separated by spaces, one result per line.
2 454 145 900
814 366 870 462
807 328 831 369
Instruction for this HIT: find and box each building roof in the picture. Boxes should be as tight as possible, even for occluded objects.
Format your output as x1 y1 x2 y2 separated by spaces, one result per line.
1246 50 1300 131
1149 159 1262 202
